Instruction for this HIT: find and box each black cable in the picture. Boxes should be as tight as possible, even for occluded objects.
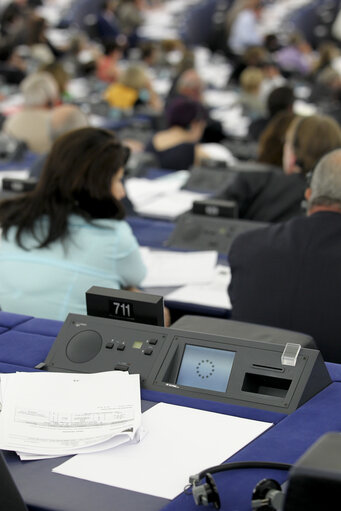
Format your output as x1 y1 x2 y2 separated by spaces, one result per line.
197 461 292 481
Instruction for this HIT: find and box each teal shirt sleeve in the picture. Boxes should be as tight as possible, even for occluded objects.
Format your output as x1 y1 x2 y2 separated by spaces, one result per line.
114 221 147 288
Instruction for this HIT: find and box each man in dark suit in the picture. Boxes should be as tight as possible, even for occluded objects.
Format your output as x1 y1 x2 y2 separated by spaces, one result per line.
228 148 341 363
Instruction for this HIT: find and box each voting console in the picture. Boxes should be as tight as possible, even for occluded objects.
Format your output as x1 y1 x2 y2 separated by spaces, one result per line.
166 211 268 252
39 313 331 415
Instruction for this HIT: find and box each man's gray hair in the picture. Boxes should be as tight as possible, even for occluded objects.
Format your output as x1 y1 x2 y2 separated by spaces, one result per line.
21 71 59 107
309 149 341 208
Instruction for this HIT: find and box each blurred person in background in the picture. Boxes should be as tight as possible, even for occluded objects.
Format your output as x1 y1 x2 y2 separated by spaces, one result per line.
238 66 266 119
145 96 208 170
3 71 60 154
257 110 297 168
104 63 162 111
216 114 341 222
29 104 89 179
248 84 295 141
96 39 123 83
227 0 264 57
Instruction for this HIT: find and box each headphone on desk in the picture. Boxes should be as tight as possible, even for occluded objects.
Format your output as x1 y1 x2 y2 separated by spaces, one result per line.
187 460 291 510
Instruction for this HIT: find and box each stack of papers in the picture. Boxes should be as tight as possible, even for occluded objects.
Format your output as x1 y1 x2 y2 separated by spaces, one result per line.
125 171 190 208
140 247 217 287
126 172 207 220
166 265 232 310
0 371 141 460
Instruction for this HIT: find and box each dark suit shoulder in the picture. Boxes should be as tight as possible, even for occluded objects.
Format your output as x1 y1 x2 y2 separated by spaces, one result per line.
230 211 341 263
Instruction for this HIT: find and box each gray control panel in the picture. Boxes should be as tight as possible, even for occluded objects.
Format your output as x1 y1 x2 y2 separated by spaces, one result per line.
166 212 268 253
40 313 331 414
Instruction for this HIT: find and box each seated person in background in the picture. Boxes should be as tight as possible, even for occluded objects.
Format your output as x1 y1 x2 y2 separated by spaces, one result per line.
96 0 123 45
238 67 266 120
227 0 264 57
145 96 208 170
228 45 269 85
29 104 89 179
311 41 340 80
257 110 297 168
39 61 70 99
228 148 341 363
248 84 295 141
275 32 314 77
104 63 162 111
3 71 60 154
25 13 65 64
0 127 146 321
0 43 26 85
96 39 123 83
170 68 225 143
216 114 341 222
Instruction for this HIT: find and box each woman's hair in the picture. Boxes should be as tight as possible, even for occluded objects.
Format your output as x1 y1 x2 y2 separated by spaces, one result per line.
314 41 339 72
0 127 130 249
240 66 264 93
39 62 70 94
120 65 149 90
26 15 47 46
292 115 341 175
258 111 297 167
165 96 207 129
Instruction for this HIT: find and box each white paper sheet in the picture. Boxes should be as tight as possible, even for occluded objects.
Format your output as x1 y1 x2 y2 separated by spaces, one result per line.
134 190 207 219
53 402 272 500
199 143 236 166
140 247 217 287
125 171 190 208
0 372 141 456
203 90 239 109
166 265 231 309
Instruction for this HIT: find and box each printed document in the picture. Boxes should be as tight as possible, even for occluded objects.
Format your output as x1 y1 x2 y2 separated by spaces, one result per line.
140 247 217 287
54 402 272 500
134 190 207 220
0 371 141 456
166 265 232 309
125 171 190 209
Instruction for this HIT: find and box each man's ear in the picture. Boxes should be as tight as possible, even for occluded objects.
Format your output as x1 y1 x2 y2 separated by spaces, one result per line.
305 187 312 202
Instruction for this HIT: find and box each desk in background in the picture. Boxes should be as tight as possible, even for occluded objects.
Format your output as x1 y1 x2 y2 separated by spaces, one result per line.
1 311 341 511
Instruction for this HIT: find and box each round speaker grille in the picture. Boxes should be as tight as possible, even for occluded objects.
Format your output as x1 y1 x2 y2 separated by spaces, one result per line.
66 330 102 363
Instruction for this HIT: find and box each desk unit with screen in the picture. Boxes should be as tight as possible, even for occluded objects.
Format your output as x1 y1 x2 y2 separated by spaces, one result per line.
40 313 331 414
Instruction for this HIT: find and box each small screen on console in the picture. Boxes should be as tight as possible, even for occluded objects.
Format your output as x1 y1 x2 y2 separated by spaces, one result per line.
176 345 235 392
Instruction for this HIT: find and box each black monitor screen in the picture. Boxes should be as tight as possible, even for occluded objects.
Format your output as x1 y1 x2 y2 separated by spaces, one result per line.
176 345 235 392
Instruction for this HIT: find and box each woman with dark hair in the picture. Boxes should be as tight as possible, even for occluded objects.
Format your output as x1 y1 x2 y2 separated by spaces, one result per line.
217 114 341 222
257 110 297 167
145 96 208 170
0 127 146 320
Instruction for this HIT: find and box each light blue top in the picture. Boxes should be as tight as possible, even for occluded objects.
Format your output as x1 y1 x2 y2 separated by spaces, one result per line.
228 9 263 55
0 215 147 321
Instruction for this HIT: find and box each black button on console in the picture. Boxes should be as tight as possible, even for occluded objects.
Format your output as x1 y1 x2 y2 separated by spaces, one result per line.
105 341 115 349
117 344 125 351
144 348 153 356
148 338 158 345
114 364 129 371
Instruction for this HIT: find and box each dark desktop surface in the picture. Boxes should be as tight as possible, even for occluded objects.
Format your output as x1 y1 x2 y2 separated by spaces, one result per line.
0 312 341 511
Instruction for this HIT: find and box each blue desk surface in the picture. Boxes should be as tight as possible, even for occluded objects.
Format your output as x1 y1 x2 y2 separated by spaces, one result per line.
0 311 341 511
